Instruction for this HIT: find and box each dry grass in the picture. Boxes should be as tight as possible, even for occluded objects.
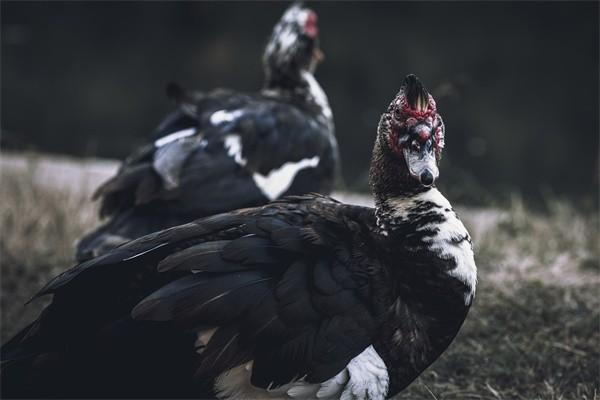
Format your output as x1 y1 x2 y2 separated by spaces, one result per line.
1 154 598 399
0 166 99 341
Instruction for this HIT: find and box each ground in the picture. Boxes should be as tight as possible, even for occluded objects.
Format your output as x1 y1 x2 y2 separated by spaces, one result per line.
1 153 598 399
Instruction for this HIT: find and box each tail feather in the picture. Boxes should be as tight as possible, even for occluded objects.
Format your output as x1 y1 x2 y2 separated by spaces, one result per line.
94 163 161 218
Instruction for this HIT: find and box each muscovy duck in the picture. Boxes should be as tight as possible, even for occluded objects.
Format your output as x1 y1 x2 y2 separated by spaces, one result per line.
1 75 476 399
75 3 338 262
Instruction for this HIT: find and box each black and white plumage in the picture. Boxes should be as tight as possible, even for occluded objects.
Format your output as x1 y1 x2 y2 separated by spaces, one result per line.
2 75 476 399
75 3 338 262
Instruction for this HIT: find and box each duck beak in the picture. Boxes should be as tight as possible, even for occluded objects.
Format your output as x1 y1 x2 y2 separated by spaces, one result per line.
312 47 325 63
403 144 439 187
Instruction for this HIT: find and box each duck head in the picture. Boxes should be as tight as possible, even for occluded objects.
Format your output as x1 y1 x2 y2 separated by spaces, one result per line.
370 75 446 199
263 3 324 88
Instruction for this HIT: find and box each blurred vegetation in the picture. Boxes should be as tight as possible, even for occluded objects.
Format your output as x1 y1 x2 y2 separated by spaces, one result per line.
0 167 97 340
1 1 598 205
1 162 598 399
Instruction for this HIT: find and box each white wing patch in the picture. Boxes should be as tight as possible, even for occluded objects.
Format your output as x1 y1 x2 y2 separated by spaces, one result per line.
223 135 248 167
154 128 196 147
214 346 389 400
253 156 320 201
210 109 244 126
221 133 319 201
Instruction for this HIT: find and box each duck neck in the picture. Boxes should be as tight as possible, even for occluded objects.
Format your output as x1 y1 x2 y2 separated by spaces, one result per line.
369 133 443 245
369 130 477 304
263 68 332 122
263 62 304 92
369 130 429 224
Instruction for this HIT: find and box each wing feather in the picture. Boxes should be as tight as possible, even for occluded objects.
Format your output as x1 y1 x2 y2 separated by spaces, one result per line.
20 198 387 394
132 271 273 324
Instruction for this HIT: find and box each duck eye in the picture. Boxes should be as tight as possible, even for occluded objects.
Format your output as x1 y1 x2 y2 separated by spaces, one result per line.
411 140 420 151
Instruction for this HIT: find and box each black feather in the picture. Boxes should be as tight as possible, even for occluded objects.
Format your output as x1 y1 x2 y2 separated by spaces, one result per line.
157 241 231 272
221 235 282 265
132 271 272 324
194 324 250 379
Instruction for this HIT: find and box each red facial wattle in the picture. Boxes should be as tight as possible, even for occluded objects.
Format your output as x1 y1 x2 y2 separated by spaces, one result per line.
394 93 445 153
304 11 318 38
416 127 431 142
388 115 443 160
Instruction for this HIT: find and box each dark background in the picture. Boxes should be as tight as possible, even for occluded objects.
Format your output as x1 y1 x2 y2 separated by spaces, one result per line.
2 1 598 204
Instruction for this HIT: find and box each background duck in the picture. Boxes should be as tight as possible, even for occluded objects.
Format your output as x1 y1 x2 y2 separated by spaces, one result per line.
75 3 338 262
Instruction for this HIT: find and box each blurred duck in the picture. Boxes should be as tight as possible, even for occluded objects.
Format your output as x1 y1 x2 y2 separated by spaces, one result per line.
2 75 476 399
75 3 338 262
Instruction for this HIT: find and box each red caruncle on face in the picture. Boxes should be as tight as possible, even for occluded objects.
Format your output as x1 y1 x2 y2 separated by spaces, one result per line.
303 11 318 38
387 101 444 160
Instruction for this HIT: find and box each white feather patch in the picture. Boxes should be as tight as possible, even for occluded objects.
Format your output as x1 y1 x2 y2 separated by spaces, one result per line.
221 133 319 200
253 156 320 201
278 28 297 53
210 109 244 126
341 345 389 400
223 134 248 167
386 188 477 304
213 346 388 400
301 71 332 121
154 128 196 147
315 370 348 398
